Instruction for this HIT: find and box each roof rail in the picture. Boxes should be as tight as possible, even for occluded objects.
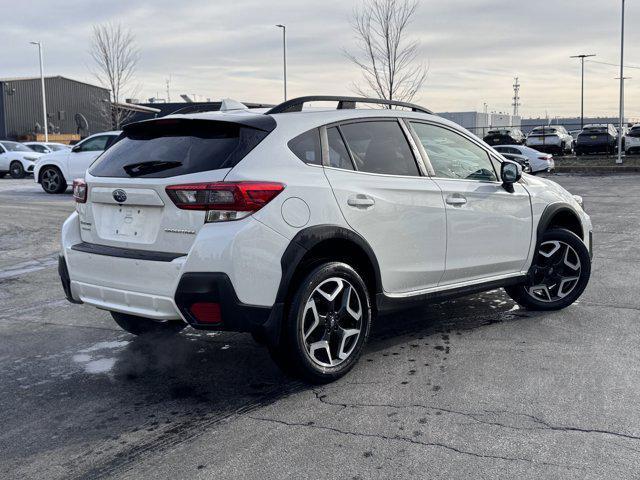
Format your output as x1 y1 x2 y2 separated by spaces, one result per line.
265 95 433 115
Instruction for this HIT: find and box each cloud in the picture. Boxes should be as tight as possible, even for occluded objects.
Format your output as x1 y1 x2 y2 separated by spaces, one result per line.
0 0 638 118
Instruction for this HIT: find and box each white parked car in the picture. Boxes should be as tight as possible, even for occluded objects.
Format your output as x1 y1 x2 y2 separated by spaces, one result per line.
58 96 592 383
34 131 120 193
625 124 640 155
24 141 71 154
0 141 42 178
493 145 555 174
526 126 574 156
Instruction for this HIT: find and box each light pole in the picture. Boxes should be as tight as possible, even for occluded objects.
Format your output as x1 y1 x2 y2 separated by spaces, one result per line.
30 41 48 142
617 0 626 164
276 24 287 101
570 54 596 130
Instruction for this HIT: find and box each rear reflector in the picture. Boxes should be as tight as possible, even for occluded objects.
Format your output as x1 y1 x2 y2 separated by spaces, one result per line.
190 302 222 324
73 178 87 203
166 182 284 222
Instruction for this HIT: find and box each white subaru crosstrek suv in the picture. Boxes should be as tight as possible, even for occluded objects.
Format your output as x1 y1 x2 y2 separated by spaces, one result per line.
59 96 593 383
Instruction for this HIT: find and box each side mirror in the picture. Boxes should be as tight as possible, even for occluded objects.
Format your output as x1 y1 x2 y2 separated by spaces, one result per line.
501 160 522 191
71 145 81 153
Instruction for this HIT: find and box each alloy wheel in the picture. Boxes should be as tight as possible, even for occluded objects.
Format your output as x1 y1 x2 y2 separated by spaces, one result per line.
42 169 60 192
527 240 582 302
10 163 24 178
300 277 363 368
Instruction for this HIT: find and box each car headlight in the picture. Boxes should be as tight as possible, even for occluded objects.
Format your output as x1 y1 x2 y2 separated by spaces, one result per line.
572 194 584 209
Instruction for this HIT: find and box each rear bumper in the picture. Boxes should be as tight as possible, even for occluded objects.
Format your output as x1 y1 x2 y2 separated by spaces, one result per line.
575 143 614 154
59 211 288 332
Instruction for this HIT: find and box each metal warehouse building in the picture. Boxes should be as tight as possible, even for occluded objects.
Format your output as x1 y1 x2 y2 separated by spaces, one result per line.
0 76 111 141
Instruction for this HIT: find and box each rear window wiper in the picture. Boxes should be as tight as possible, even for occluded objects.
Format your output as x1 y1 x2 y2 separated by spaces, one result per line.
122 160 183 177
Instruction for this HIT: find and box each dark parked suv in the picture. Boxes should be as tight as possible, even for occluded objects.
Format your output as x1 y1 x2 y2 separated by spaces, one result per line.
575 124 618 156
483 128 526 146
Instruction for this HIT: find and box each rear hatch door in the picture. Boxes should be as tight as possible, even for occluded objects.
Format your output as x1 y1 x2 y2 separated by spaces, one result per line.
79 116 273 255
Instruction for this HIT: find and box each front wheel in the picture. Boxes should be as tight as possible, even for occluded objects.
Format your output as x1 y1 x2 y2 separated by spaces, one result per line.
270 262 372 383
506 228 591 311
10 161 26 179
111 312 187 335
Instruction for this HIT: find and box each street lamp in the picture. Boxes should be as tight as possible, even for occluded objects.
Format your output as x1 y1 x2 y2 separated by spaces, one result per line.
617 0 626 164
570 54 596 130
276 24 287 101
30 41 48 142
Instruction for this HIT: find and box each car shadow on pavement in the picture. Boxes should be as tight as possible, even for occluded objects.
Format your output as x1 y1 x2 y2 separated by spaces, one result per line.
62 288 541 479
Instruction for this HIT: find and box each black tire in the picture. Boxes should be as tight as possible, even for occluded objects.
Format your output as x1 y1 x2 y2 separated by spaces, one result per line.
111 311 186 335
505 228 591 311
9 161 26 179
0 171 7 178
40 166 67 194
269 262 372 384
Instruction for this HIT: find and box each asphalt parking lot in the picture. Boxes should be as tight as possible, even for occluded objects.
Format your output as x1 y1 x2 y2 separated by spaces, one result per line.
1 174 639 479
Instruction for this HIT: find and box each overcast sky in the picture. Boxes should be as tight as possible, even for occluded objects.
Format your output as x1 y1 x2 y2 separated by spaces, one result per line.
1 0 638 119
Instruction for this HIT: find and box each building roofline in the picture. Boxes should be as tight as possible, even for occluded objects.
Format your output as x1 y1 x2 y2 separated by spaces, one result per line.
0 75 109 92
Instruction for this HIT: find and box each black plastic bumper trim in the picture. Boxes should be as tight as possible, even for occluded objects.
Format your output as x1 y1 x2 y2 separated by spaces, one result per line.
71 242 185 262
58 255 83 304
174 272 272 332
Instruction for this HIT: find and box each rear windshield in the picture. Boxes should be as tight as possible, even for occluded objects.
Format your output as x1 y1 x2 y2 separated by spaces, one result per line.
628 128 640 138
89 119 270 178
531 128 557 135
487 130 510 135
581 127 608 134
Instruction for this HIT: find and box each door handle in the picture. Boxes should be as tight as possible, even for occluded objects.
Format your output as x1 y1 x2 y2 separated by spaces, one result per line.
445 194 467 206
347 194 375 208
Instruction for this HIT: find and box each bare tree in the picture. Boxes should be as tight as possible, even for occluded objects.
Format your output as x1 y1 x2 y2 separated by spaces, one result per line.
90 23 139 129
345 0 428 104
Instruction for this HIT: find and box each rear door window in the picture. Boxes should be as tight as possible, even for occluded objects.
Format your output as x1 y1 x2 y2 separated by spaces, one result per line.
326 127 354 170
339 121 419 176
89 120 270 178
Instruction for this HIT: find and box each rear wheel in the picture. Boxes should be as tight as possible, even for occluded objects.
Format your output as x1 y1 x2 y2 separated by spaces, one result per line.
9 161 26 179
270 262 372 383
111 312 186 335
506 228 590 311
40 166 67 193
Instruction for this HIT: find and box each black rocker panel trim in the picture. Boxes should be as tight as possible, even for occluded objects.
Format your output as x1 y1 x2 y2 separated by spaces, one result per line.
71 242 185 262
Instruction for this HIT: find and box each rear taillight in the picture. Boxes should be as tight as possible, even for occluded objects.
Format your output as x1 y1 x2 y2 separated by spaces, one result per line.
165 182 285 223
73 179 87 203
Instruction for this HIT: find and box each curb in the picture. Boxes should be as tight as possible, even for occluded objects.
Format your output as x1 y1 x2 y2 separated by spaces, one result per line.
554 166 640 173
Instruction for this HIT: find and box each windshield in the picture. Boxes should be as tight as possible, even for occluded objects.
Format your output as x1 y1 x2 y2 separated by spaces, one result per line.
47 144 68 151
1 141 32 152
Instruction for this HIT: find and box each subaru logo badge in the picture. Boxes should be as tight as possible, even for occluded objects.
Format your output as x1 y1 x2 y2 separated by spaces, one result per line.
112 189 127 203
